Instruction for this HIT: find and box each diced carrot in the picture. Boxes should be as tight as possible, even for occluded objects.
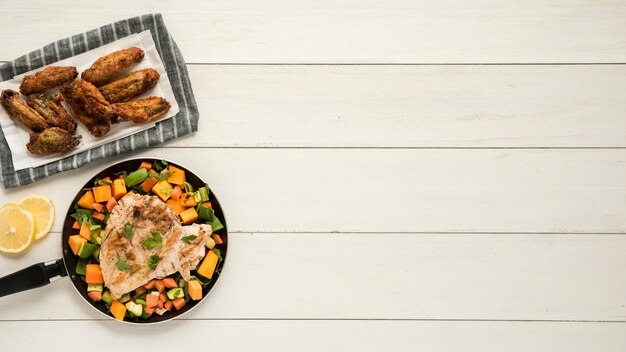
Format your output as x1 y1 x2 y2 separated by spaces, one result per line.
164 300 173 310
93 185 112 203
159 293 167 303
155 280 165 293
197 250 219 279
79 221 91 240
212 234 223 245
85 264 104 284
145 293 159 308
157 300 164 309
91 203 104 213
109 300 126 321
106 197 118 212
112 179 127 200
77 190 95 209
72 221 80 229
162 277 178 289
166 198 185 215
141 177 159 193
92 212 105 221
135 286 147 295
68 235 87 255
152 180 174 202
170 185 182 200
139 161 153 170
167 165 186 185
179 207 198 225
88 291 102 302
181 192 197 207
172 297 186 310
187 280 202 300
144 280 156 289
144 306 156 315
202 201 212 208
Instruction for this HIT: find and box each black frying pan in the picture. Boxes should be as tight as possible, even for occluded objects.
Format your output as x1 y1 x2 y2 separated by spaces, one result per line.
0 157 228 323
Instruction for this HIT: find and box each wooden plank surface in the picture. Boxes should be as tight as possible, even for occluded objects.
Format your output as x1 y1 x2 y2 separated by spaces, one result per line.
3 320 626 352
4 148 626 234
2 232 626 322
0 1 625 63
176 65 626 148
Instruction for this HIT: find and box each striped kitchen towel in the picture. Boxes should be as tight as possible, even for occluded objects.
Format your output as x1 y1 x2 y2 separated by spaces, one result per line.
0 13 198 188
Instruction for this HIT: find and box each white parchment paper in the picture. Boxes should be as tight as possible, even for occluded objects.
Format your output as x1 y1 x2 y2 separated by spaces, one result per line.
0 30 179 171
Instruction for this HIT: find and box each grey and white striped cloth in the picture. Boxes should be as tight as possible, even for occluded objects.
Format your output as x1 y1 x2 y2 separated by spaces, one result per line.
0 13 198 188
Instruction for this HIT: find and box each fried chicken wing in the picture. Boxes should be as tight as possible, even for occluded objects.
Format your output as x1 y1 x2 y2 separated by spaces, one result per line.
112 96 171 123
61 79 115 137
19 66 78 95
1 89 49 132
99 68 160 103
26 93 76 133
26 127 80 155
82 47 145 86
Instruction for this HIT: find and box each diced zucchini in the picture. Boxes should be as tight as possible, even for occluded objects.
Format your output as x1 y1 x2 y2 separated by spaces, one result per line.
92 247 101 262
101 291 112 304
124 168 148 187
120 292 131 303
205 237 216 250
166 287 184 300
125 301 143 316
77 242 98 259
198 186 210 202
134 298 146 306
75 258 87 275
87 283 103 293
197 205 214 221
208 216 224 232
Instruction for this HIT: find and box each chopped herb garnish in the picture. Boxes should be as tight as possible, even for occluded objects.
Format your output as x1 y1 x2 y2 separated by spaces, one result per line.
160 187 173 195
148 171 175 181
142 231 162 249
116 259 130 271
148 255 160 269
94 178 113 186
181 235 197 244
123 223 133 240
152 160 168 172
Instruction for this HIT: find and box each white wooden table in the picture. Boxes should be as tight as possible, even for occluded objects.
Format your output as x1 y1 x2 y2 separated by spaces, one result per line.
2 1 626 350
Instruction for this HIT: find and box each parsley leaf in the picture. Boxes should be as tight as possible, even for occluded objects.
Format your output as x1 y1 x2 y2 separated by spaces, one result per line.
116 259 130 271
152 160 169 172
181 235 197 244
123 223 133 240
142 231 162 249
148 255 160 269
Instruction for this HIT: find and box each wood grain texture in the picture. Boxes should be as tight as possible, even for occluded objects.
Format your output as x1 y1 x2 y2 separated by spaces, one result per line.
3 320 626 352
174 65 626 148
0 1 625 63
4 148 626 234
2 232 626 322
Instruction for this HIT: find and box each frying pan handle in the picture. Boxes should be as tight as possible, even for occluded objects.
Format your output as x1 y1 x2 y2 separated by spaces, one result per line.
0 258 67 298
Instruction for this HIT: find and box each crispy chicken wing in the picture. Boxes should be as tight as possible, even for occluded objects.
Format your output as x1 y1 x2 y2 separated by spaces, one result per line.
61 79 115 137
81 47 144 86
26 127 80 155
99 68 160 103
112 96 171 123
19 66 78 95
26 93 76 133
1 89 49 132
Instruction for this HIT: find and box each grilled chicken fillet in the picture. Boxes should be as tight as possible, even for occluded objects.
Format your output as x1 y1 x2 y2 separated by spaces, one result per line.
100 194 210 299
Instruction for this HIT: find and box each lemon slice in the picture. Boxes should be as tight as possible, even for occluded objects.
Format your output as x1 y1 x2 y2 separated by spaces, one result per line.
0 204 35 254
18 195 55 240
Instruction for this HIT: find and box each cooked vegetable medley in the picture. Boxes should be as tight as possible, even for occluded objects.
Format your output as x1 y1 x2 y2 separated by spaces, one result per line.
68 160 225 322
